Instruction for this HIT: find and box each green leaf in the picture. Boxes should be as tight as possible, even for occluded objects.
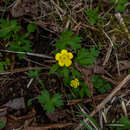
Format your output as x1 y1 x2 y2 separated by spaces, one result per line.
85 8 100 25
37 77 45 87
115 5 126 12
72 68 81 78
63 67 70 78
80 82 90 98
55 30 82 50
0 19 20 40
27 99 33 106
76 48 99 66
43 102 55 113
92 75 111 94
27 23 37 33
79 87 85 98
110 0 116 3
119 0 128 5
38 90 50 104
38 90 63 113
49 64 59 75
5 57 11 65
0 121 5 129
128 68 130 73
0 62 4 72
28 70 41 78
117 117 130 130
52 93 64 107
63 77 71 86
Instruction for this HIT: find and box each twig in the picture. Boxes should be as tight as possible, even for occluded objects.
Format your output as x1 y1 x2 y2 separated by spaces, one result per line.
103 30 113 47
0 50 53 59
103 44 112 66
75 74 130 130
0 66 50 75
115 51 121 76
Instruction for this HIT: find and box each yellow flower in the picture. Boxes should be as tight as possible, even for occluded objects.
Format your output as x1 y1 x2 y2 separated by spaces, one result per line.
70 78 79 88
55 49 73 67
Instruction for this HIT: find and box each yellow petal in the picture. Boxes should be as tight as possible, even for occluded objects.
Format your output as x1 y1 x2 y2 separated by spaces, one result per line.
61 49 68 54
70 81 75 87
55 53 61 61
67 52 73 59
75 79 79 86
58 60 64 67
73 81 78 88
65 59 72 67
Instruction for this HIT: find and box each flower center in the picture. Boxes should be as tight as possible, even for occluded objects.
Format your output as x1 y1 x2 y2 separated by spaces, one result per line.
61 54 68 61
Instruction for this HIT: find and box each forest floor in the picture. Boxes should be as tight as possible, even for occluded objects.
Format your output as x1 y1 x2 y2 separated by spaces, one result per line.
0 0 130 130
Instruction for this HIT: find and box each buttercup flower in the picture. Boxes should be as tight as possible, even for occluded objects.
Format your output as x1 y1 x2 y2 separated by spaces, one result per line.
70 78 79 88
55 49 73 67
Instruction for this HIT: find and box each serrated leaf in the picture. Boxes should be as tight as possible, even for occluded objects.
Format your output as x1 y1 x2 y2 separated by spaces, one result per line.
76 48 99 66
43 102 55 113
52 93 63 107
55 30 82 50
92 75 111 94
0 19 20 40
38 90 50 104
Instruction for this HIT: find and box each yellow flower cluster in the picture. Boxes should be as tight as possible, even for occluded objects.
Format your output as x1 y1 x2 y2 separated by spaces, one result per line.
55 49 73 67
70 78 79 88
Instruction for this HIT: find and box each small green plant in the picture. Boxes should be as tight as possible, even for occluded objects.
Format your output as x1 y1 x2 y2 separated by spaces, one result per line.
37 89 63 113
76 47 99 66
27 70 64 113
92 75 111 94
85 7 103 25
0 19 37 59
110 0 128 12
0 120 5 129
128 68 130 73
49 30 101 98
0 19 20 40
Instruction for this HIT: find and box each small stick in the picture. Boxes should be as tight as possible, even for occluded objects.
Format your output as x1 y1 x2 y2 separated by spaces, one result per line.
0 50 53 59
75 74 130 130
